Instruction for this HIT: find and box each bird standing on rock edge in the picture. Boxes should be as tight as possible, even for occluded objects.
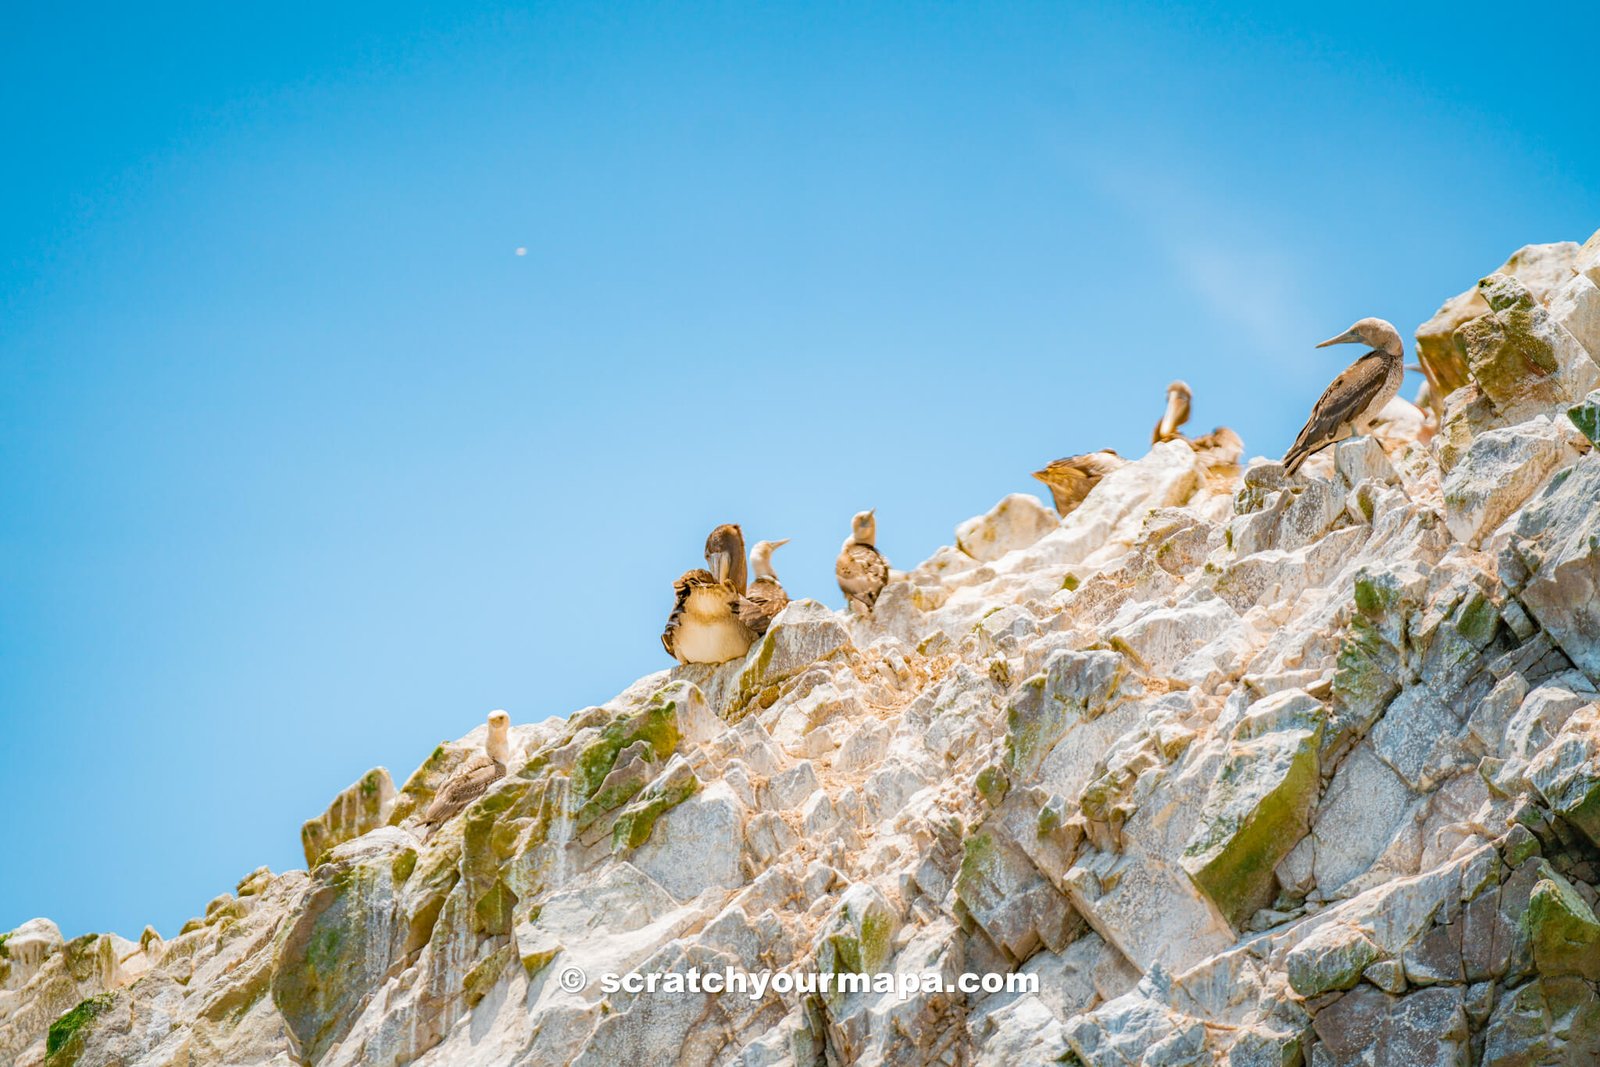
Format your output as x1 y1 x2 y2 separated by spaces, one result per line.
1282 318 1405 476
416 710 514 838
661 524 758 664
836 510 889 615
737 538 790 635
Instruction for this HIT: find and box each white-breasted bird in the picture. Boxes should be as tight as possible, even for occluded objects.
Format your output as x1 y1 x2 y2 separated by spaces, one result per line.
737 538 790 635
661 525 757 664
835 510 889 615
417 710 514 837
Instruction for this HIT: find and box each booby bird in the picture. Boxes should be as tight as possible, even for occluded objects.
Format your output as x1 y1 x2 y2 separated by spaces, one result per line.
1282 317 1405 476
1152 380 1192 443
736 538 790 635
835 510 889 615
661 525 757 663
417 710 513 837
1031 452 1127 518
1151 380 1243 466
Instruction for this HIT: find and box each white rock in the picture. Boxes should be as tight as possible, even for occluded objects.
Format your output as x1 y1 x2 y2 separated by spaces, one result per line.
1441 414 1578 545
955 492 1059 562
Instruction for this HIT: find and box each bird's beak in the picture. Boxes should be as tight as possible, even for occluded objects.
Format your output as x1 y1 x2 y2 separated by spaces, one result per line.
770 538 791 550
707 551 730 583
867 509 876 519
1316 328 1361 348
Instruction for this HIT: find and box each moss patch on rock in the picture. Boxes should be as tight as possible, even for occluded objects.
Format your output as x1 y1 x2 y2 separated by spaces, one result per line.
610 764 700 852
1182 698 1324 927
1526 871 1600 980
572 696 682 802
46 992 115 1060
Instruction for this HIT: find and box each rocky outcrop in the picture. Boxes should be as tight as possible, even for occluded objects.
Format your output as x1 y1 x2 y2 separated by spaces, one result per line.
6 229 1600 1066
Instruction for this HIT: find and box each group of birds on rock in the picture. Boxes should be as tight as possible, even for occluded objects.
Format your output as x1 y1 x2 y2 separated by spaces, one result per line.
1030 379 1247 519
661 513 890 666
1032 316 1402 517
413 318 1409 835
656 316 1406 665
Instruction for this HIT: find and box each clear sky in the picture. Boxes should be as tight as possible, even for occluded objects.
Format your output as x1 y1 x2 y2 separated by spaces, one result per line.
3 1 1596 939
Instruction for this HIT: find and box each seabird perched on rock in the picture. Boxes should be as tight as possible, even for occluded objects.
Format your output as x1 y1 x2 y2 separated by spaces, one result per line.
836 510 889 615
1153 381 1192 444
737 538 790 635
1283 317 1405 476
1151 381 1244 467
417 710 513 837
661 524 758 663
1032 452 1127 518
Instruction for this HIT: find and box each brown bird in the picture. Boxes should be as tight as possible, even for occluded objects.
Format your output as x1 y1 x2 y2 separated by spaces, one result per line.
1031 452 1128 518
835 510 889 615
703 523 748 594
661 525 757 664
417 710 513 837
1283 318 1405 476
1152 380 1192 443
737 538 790 635
1152 380 1243 464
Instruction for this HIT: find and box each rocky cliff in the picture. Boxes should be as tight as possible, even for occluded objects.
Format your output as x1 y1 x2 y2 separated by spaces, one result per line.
5 231 1600 1067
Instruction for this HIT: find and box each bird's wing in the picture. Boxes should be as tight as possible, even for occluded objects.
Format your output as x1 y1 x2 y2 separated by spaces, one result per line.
1033 453 1124 514
737 578 789 634
661 568 713 659
1285 353 1388 470
835 543 889 605
421 754 504 826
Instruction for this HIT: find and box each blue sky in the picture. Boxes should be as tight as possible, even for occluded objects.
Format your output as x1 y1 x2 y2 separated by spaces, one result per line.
2 2 1596 938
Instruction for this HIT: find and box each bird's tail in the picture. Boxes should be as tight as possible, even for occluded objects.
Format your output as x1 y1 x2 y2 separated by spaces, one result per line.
1282 441 1310 476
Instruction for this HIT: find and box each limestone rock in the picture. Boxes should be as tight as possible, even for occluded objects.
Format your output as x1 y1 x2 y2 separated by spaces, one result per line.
1526 704 1600 848
270 829 413 1064
1181 690 1324 926
1286 921 1382 998
16 229 1600 1067
955 492 1058 562
301 767 397 868
1458 274 1599 424
1441 415 1578 545
1415 240 1579 407
1505 455 1600 684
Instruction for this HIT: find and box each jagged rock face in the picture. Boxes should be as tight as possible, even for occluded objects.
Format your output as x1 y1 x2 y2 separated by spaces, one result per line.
6 230 1600 1067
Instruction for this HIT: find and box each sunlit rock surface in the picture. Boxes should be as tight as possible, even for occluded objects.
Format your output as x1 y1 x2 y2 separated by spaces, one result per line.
6 229 1600 1066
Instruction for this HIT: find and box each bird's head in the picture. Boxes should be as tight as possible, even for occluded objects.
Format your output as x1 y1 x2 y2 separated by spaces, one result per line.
704 524 747 590
1317 317 1402 357
1156 380 1193 441
850 509 877 546
750 538 790 579
486 709 512 763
